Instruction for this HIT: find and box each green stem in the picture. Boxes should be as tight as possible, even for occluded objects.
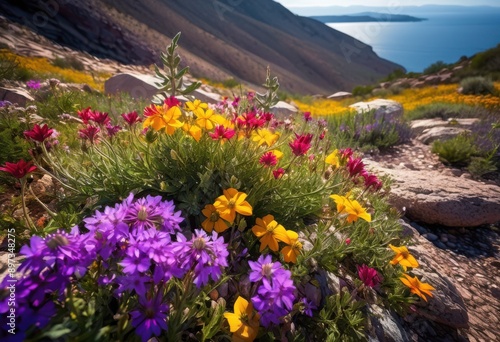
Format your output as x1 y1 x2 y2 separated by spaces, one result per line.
20 178 37 233
27 184 57 218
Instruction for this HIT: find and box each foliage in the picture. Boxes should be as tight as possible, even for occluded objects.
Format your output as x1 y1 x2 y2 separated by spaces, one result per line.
431 132 477 165
459 76 495 96
0 50 35 81
423 60 450 75
0 36 432 342
405 102 494 121
52 55 85 71
352 85 375 97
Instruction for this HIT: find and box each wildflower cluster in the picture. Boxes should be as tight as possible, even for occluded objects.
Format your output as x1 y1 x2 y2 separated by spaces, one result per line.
0 35 437 341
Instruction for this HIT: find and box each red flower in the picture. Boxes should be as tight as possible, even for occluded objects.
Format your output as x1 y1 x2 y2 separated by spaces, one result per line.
303 112 312 122
259 152 278 167
105 123 122 137
91 111 110 125
339 148 353 160
357 264 381 288
289 133 313 156
0 160 37 179
77 107 94 124
78 125 100 144
121 111 142 126
24 124 54 142
273 168 285 179
209 125 235 141
363 172 383 191
347 157 365 177
164 96 181 108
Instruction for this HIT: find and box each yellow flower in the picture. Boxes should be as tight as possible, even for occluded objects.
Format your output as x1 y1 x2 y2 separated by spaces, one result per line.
251 129 280 147
214 188 253 223
143 103 183 134
185 99 208 117
281 230 303 263
270 149 283 159
330 195 371 223
325 149 340 168
224 296 260 342
400 274 435 302
389 244 419 271
251 215 289 252
195 108 225 130
182 122 202 142
201 204 228 233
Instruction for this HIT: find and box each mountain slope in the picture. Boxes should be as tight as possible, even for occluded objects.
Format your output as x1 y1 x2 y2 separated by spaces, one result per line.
0 0 403 94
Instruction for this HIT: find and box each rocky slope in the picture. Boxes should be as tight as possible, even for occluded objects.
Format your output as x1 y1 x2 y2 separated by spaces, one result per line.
0 0 402 94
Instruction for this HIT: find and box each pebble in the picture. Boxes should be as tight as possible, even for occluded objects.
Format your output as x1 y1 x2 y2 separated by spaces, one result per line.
446 242 457 249
423 233 438 241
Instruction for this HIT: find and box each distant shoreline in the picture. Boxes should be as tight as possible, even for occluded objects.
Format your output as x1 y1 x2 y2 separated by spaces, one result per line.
312 13 426 23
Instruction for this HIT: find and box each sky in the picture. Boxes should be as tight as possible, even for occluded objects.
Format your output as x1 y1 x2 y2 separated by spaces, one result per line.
275 0 500 7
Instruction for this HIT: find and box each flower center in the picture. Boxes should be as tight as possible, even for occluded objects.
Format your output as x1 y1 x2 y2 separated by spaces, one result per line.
227 199 236 209
47 235 69 249
262 263 274 278
137 206 148 221
210 211 220 222
193 237 206 250
144 307 156 318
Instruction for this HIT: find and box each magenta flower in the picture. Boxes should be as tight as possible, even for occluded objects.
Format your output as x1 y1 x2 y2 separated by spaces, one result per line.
105 123 122 137
303 112 312 122
122 111 142 126
273 167 285 179
24 124 54 143
339 148 353 160
26 80 41 90
91 111 110 125
259 151 278 167
130 293 169 342
77 107 94 124
289 133 313 156
363 172 383 191
347 157 365 177
0 159 37 179
357 264 381 288
78 125 100 144
209 125 235 141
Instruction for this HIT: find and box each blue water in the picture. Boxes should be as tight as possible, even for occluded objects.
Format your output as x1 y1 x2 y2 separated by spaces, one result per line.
327 9 500 72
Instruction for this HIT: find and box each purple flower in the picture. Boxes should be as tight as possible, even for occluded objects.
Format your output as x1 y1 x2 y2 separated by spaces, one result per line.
105 123 122 137
357 264 381 288
248 255 282 282
130 293 169 342
26 80 41 90
300 297 316 317
172 229 229 288
0 100 12 107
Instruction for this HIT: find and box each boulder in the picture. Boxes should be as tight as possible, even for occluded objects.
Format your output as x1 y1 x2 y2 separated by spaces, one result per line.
417 126 470 144
0 87 34 106
411 118 479 135
327 91 352 100
365 161 500 227
271 101 298 117
349 99 403 121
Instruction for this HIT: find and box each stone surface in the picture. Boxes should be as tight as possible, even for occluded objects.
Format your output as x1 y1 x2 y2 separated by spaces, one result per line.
417 126 471 144
0 87 34 106
366 161 500 227
411 118 480 135
271 100 298 117
327 91 352 100
349 99 403 120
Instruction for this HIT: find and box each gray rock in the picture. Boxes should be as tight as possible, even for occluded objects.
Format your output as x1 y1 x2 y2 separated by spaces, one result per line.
417 126 471 144
349 99 403 121
327 91 352 100
0 87 34 106
367 305 410 342
411 118 479 135
271 101 298 117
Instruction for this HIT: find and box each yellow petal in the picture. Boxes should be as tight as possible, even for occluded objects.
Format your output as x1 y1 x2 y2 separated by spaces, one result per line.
223 312 242 333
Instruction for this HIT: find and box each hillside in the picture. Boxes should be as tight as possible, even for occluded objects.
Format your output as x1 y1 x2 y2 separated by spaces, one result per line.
0 0 402 94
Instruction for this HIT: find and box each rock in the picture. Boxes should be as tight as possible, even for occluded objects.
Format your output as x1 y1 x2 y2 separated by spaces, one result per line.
271 101 298 117
411 118 479 135
327 91 352 100
365 161 500 227
417 126 470 144
0 87 34 106
367 305 410 342
349 99 403 121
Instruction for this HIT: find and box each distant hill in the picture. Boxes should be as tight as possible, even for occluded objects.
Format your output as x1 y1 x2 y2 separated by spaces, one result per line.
0 0 403 94
312 13 425 23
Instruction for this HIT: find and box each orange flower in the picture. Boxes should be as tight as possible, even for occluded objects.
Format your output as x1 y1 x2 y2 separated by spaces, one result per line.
214 188 253 223
389 244 419 271
281 230 302 263
182 122 202 142
223 296 260 342
143 101 183 134
251 215 289 252
201 204 228 233
400 274 435 302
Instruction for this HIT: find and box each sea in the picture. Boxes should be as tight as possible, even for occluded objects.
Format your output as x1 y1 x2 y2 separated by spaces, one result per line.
326 7 500 73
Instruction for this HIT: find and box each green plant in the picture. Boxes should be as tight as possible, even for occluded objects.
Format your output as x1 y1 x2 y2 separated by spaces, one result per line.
405 102 493 121
467 156 497 178
0 51 35 81
352 85 374 97
222 77 239 88
423 60 450 75
460 76 495 95
431 133 477 165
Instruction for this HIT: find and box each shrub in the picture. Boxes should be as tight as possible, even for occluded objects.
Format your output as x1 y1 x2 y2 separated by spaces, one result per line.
406 102 493 121
460 76 495 95
431 133 477 165
222 77 239 88
352 85 374 97
52 55 85 71
423 60 449 75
